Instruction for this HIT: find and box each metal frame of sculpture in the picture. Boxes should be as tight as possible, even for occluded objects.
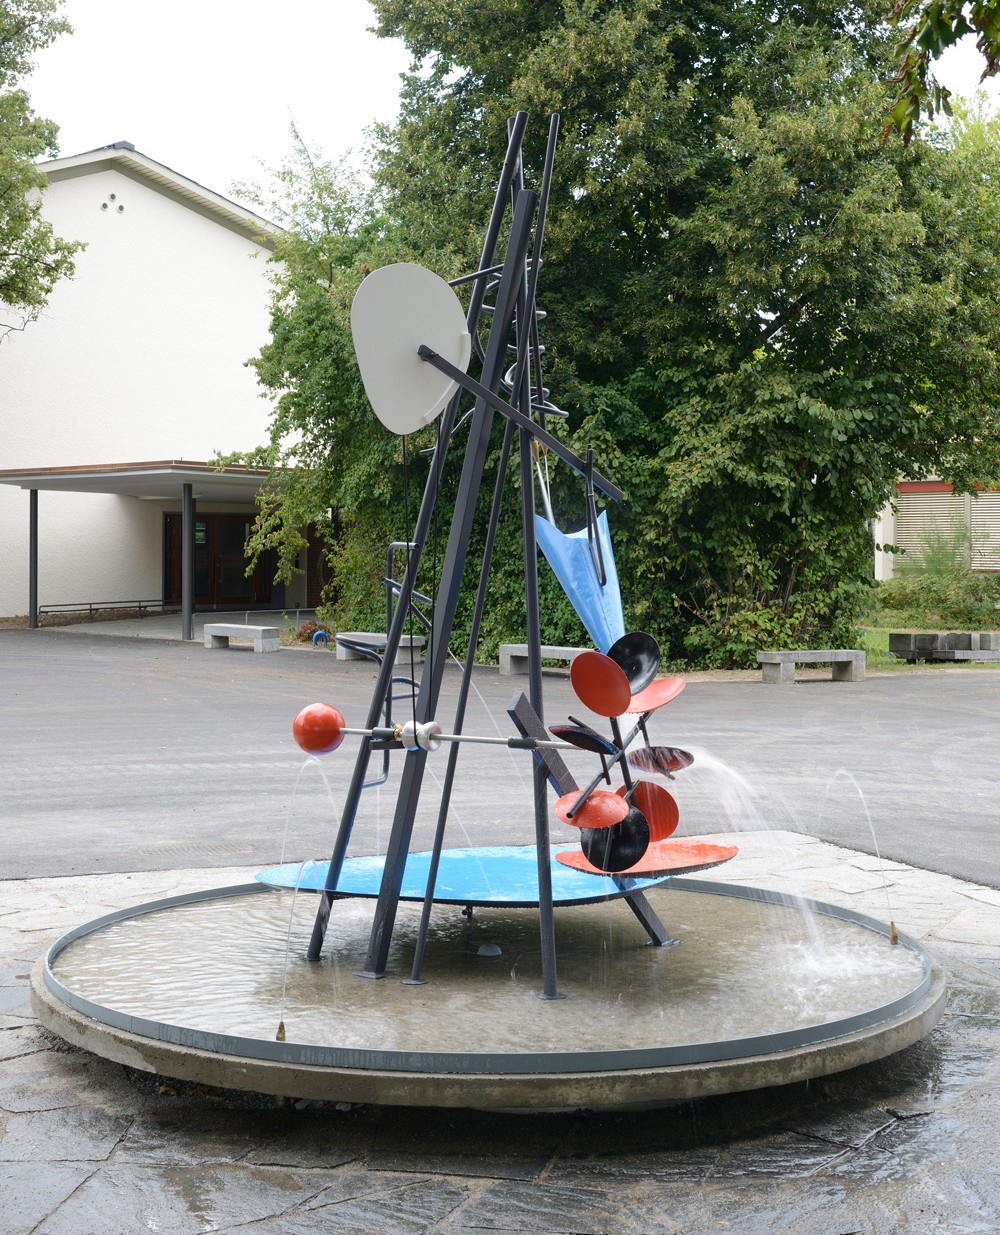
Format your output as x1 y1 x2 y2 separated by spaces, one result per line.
291 113 734 998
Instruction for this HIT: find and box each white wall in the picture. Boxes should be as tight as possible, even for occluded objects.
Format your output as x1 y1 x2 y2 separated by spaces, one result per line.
0 165 276 615
872 504 895 581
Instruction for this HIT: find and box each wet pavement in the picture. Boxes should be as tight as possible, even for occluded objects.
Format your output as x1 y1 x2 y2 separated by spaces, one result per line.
2 626 1000 1232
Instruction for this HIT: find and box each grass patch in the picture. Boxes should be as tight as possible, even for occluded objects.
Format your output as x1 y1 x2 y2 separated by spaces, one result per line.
861 569 1000 672
858 626 898 672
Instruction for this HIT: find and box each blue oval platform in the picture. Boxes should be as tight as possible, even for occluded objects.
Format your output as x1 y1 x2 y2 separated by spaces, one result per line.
255 842 738 907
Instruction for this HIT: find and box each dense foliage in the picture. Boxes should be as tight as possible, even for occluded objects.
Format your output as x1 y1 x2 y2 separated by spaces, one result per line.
238 2 1000 666
226 138 400 619
0 0 79 332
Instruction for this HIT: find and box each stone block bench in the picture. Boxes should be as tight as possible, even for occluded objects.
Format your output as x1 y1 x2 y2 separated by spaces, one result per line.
499 644 589 676
756 649 865 684
203 623 280 653
889 632 1000 663
335 632 425 666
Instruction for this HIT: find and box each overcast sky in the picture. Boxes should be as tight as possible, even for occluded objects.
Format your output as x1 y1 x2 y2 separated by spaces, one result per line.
26 2 999 202
26 0 410 196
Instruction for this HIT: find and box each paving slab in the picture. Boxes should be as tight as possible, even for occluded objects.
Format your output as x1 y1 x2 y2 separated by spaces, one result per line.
0 835 997 1231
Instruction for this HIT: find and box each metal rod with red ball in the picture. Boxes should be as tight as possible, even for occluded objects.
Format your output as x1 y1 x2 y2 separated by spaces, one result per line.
292 703 579 757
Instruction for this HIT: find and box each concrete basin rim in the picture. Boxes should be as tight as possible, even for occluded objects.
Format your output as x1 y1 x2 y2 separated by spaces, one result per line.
30 958 947 1110
39 877 937 1077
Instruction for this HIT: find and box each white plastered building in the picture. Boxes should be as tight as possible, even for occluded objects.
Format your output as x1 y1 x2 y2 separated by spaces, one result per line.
0 142 310 623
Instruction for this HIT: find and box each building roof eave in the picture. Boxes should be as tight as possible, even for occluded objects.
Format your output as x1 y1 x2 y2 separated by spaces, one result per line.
37 144 283 249
0 460 279 505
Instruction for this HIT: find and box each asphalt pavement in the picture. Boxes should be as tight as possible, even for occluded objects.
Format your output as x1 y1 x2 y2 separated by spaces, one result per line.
2 627 998 886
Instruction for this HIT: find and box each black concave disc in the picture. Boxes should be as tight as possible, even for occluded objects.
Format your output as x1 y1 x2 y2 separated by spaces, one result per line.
549 724 619 758
580 806 650 873
628 746 695 778
607 632 661 695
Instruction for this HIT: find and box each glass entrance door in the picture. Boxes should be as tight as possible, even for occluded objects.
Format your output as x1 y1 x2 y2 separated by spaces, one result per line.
217 519 254 604
164 514 272 608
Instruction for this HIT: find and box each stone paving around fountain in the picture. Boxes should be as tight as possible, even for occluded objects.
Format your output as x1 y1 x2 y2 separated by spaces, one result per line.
2 626 1000 1232
3 834 999 1233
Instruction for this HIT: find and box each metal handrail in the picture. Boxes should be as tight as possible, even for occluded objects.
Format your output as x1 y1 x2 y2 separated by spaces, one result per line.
36 599 180 624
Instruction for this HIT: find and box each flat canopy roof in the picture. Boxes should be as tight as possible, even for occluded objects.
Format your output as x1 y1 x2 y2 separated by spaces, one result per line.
0 460 274 505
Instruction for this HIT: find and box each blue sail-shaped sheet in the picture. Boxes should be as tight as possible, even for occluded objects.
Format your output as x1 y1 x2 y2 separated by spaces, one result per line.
534 511 625 653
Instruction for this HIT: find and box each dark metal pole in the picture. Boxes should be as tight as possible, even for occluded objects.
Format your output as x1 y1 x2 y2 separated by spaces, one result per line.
305 119 531 965
509 112 562 998
305 408 453 962
181 483 194 641
407 120 560 988
521 417 560 997
513 241 560 998
28 489 38 629
359 189 538 979
529 115 562 419
466 112 530 369
406 416 518 983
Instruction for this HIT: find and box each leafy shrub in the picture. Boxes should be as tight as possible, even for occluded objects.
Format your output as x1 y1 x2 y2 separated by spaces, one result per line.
873 516 1000 629
295 620 330 643
871 571 1000 630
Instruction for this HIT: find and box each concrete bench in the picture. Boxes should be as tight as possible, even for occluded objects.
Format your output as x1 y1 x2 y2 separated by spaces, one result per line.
335 632 425 665
757 649 865 684
889 632 1000 663
499 643 589 676
204 623 280 653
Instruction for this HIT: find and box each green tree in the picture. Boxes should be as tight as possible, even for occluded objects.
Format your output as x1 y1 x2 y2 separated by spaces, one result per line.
885 0 1000 143
364 0 1000 664
0 0 80 331
238 3 1000 666
577 80 1000 664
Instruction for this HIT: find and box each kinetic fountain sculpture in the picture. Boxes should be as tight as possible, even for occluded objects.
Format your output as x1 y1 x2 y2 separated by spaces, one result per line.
31 114 945 1111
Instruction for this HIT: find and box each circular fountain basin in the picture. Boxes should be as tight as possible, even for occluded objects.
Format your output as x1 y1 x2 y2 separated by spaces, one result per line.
31 867 945 1112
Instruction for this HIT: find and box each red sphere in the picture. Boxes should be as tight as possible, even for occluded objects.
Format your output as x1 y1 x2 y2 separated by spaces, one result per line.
292 703 346 754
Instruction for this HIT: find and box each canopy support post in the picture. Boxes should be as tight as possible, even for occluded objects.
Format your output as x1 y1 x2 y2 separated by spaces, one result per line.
181 483 195 641
28 489 38 629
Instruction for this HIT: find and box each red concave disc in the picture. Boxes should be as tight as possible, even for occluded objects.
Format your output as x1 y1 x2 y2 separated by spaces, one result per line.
554 789 629 831
625 676 685 715
556 839 738 878
616 781 679 841
570 651 632 717
292 703 346 754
